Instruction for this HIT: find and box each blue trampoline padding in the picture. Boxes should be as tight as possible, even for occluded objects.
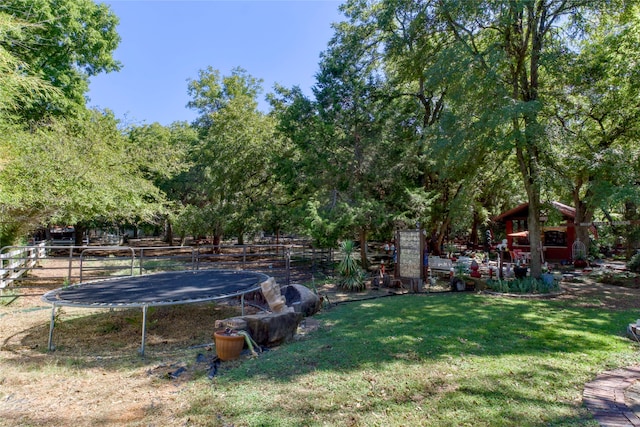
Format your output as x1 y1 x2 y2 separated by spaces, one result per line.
42 270 269 307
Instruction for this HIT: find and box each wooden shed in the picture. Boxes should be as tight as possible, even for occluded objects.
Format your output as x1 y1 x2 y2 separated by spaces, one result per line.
493 201 578 262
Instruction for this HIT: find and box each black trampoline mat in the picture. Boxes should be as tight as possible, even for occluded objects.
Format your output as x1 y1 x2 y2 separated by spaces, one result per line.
42 270 269 307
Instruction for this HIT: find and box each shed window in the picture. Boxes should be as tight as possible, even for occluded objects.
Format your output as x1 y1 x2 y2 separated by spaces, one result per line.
544 230 567 247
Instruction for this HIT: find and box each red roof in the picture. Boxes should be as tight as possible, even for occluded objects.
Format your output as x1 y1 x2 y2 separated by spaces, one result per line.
493 201 576 222
549 201 576 218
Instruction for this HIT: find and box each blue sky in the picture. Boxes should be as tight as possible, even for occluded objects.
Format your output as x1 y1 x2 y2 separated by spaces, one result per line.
88 1 344 126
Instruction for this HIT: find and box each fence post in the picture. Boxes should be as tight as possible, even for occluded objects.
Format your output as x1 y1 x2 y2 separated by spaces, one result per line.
242 246 247 268
67 247 74 282
285 246 291 286
0 248 8 288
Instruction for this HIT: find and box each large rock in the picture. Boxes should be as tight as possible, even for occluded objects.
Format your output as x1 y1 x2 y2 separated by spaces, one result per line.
217 311 302 347
212 284 319 348
281 284 321 317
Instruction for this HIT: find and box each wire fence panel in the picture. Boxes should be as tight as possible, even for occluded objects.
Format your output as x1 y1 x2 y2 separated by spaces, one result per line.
0 242 335 301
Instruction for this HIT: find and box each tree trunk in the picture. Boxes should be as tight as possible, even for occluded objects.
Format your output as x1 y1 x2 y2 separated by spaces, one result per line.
470 210 480 248
526 194 543 278
164 217 173 245
625 202 639 258
74 223 86 246
434 218 451 257
516 140 543 278
213 234 222 254
572 194 594 255
359 228 369 269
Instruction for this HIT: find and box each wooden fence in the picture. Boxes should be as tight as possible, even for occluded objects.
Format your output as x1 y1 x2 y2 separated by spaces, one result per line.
0 243 47 288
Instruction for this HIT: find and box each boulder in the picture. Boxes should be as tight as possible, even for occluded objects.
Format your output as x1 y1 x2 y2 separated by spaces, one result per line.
281 284 321 317
212 284 319 348
218 311 302 347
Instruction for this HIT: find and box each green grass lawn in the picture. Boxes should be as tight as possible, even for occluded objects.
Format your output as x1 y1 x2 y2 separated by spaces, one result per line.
180 293 640 426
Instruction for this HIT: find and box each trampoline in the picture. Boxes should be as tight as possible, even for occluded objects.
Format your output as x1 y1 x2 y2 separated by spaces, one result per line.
42 269 270 355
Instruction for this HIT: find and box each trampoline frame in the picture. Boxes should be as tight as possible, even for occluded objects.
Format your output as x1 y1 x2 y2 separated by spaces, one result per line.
42 269 269 356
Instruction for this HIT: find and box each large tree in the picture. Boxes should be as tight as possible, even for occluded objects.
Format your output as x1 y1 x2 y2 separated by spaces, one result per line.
0 0 121 122
547 4 640 253
314 26 398 261
370 0 520 253
185 67 278 245
125 121 197 242
0 13 49 243
270 23 414 260
435 0 622 277
0 12 57 120
308 0 525 256
0 111 165 246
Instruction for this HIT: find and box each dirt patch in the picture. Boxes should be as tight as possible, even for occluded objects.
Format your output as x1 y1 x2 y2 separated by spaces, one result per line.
0 295 256 426
556 276 640 310
311 277 453 306
0 253 261 426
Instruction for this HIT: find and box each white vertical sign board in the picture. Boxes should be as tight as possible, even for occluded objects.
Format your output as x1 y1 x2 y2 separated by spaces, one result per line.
397 229 423 280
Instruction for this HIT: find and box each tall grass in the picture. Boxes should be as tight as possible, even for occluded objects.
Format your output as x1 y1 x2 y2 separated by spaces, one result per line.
181 293 640 426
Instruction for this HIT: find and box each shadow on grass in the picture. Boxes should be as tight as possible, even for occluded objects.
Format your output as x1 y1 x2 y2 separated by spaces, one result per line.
3 292 634 368
236 293 633 379
187 363 598 426
177 293 632 426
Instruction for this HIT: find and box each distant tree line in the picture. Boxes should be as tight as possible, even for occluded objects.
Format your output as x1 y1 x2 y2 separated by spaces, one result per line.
1 0 638 279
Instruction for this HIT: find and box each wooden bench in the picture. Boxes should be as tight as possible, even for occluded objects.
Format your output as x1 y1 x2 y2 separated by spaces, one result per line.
428 256 453 277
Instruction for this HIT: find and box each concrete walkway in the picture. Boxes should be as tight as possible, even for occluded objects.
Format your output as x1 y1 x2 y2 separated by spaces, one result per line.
584 366 640 426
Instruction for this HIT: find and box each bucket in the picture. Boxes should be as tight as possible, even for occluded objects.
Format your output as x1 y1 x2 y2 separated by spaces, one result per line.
214 331 245 361
541 273 554 285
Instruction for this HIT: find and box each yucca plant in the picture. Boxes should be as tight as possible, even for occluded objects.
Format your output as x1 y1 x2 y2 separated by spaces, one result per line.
337 240 366 291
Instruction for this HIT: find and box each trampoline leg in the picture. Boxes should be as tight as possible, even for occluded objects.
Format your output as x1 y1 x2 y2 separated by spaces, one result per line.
140 305 147 356
47 306 56 351
241 293 245 316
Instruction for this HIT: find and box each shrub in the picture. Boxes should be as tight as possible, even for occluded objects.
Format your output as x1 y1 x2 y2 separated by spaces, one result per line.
627 253 640 273
486 279 510 293
486 277 560 294
597 271 638 287
337 240 366 291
